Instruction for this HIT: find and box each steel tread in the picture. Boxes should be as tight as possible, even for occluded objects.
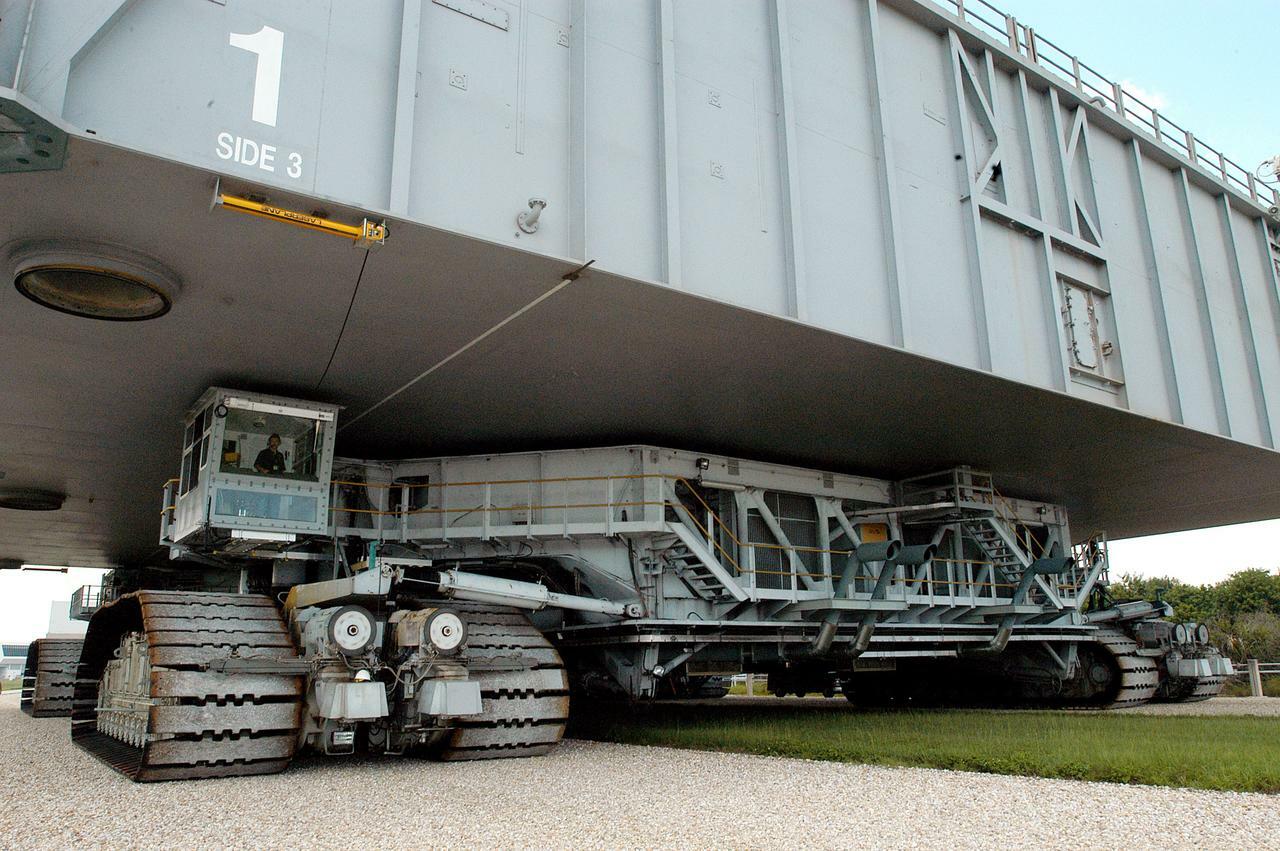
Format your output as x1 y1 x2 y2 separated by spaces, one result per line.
138 592 277 607
146 630 296 648
141 616 286 633
437 742 556 761
1093 627 1159 709
148 644 301 668
135 759 292 782
150 702 302 735
437 603 568 761
72 591 303 782
443 722 565 749
470 667 569 695
146 734 297 766
142 602 287 619
152 670 304 700
465 645 564 667
20 638 83 717
452 694 569 724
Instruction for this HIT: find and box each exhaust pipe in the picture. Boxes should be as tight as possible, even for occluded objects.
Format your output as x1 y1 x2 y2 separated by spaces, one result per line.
960 616 1014 656
812 541 935 656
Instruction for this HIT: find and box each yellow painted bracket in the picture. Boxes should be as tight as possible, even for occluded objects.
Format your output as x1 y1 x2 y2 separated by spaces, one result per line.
215 192 388 247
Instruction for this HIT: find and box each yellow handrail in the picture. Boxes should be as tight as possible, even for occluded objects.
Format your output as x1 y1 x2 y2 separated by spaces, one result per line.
165 469 1045 595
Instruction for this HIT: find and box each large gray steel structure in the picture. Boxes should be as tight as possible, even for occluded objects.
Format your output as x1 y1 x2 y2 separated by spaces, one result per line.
3 1 1280 575
45 387 1231 780
1 0 1270 778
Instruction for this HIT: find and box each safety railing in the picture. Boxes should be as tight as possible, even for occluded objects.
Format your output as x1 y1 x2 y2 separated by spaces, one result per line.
170 465 1063 605
1067 531 1108 594
930 0 1280 208
70 584 114 621
898 469 1098 604
327 472 1035 599
668 477 861 583
1231 660 1278 698
331 472 865 584
992 490 1049 562
899 467 997 510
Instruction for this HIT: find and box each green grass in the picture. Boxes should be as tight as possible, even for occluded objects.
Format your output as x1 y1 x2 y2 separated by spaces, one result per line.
0 678 19 692
571 702 1280 793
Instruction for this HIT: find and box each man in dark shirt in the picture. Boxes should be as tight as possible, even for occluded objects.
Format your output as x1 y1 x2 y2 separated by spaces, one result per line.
254 434 286 475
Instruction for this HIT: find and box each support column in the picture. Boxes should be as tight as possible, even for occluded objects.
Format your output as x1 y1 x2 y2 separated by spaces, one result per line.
1176 168 1232 435
945 31 993 371
388 0 423 215
1218 195 1274 446
1127 140 1184 423
568 0 587 259
768 0 806 321
864 0 908 347
656 0 682 288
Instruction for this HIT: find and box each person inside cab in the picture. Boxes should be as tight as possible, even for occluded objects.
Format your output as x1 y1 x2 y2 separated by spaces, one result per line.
254 433 287 476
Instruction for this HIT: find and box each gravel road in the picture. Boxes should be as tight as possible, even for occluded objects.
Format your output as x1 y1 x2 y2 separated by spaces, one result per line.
2 694 1277 850
1114 696 1280 717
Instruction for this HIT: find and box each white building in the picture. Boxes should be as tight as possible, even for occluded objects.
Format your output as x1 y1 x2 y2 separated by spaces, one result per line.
45 601 87 639
1 643 27 681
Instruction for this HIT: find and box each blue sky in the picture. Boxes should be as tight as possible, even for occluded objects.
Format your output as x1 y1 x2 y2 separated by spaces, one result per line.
992 0 1279 174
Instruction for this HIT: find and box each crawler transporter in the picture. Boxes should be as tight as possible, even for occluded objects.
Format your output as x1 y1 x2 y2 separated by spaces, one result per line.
59 388 1230 781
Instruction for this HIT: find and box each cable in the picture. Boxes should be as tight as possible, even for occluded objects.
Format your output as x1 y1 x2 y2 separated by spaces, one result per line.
314 248 371 391
340 260 594 432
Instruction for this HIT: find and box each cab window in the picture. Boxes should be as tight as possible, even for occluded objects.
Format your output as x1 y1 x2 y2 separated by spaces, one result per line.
218 406 325 482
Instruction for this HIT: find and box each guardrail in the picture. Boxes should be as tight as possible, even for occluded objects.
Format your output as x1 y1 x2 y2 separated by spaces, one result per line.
1232 659 1278 697
69 585 113 622
930 0 1280 209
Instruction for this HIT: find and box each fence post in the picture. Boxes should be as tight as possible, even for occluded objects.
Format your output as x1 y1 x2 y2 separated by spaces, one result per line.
1249 658 1264 698
746 673 757 697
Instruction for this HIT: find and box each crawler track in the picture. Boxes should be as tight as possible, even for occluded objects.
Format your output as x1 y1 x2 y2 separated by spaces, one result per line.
437 603 570 760
1175 675 1229 702
71 591 304 782
1159 658 1230 704
20 638 83 717
1093 628 1160 709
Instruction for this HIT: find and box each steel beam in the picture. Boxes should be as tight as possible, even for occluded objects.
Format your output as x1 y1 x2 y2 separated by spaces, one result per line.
864 0 908 347
1176 167 1232 436
1045 89 1076 236
655 0 682 288
946 31 993 371
514 0 529 154
744 490 819 593
768 0 806 320
568 0 587 258
1008 73 1074 396
1126 140 1185 423
388 0 422 215
1260 220 1280 384
1218 194 1274 446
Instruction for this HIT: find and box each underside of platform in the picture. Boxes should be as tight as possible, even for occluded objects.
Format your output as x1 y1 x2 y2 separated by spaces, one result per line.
3 133 1280 568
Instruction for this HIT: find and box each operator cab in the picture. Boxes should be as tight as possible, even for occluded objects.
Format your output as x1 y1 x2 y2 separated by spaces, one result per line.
164 388 340 548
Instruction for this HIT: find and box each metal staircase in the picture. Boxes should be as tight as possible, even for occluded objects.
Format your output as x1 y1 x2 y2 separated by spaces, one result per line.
962 516 1031 579
658 487 750 603
659 538 738 602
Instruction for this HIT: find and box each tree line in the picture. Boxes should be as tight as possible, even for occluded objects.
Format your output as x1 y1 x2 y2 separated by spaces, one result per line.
1110 568 1280 662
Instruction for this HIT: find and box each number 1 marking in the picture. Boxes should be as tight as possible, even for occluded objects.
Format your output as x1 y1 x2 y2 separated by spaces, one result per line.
229 26 284 127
